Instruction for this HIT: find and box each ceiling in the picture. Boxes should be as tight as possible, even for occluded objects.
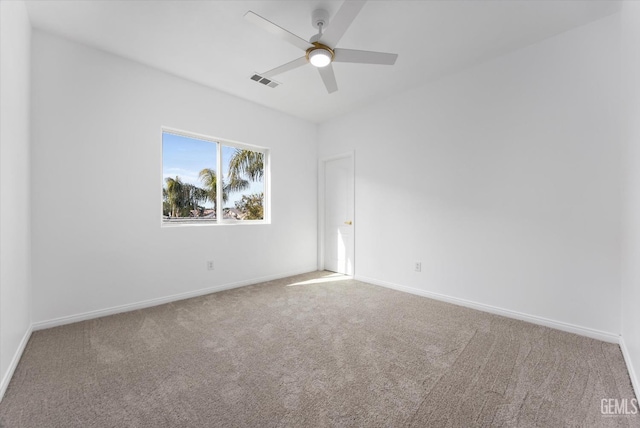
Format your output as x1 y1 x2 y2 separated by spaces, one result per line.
25 0 620 124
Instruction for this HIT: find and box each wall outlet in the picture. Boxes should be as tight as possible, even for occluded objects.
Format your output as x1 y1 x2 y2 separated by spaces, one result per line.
414 262 421 272
207 260 215 271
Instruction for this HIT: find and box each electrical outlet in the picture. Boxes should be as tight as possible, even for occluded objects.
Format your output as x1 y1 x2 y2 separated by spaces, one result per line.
414 262 421 272
207 260 214 271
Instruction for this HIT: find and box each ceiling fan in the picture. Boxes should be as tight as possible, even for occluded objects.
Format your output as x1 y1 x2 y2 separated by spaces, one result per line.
245 0 398 94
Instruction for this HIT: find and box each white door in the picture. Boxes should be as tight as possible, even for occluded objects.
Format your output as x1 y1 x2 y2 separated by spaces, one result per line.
324 155 354 275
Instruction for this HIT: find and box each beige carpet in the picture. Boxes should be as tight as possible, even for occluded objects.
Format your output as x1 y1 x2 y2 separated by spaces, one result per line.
0 271 637 427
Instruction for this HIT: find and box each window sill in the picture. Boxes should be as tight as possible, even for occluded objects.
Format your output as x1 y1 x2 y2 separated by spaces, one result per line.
161 219 270 228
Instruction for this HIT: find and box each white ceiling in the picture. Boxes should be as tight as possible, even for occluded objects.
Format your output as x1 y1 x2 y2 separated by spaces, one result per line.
25 0 620 124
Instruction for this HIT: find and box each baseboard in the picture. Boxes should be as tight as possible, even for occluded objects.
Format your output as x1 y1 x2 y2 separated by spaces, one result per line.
32 267 318 331
356 275 621 344
0 324 33 402
620 336 639 399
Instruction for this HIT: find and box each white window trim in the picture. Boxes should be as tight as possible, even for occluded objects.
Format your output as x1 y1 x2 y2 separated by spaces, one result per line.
161 126 270 227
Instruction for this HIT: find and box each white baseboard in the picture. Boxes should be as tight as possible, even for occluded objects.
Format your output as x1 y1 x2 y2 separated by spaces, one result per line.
356 275 621 344
620 336 639 399
0 324 33 402
32 267 318 331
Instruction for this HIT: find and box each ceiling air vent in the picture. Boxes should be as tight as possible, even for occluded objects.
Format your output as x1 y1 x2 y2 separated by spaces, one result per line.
250 73 280 88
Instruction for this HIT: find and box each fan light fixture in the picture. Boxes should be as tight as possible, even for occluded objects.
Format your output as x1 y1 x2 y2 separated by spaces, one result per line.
307 46 334 68
244 3 398 94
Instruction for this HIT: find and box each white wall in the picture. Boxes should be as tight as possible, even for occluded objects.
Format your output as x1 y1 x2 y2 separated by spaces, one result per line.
0 0 32 399
30 31 317 324
319 14 622 337
621 1 640 396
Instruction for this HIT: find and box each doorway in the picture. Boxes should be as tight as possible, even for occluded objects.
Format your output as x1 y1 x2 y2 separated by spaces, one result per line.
319 152 354 275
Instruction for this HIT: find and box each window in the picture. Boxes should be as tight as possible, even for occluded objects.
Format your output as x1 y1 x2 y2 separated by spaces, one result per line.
161 128 268 225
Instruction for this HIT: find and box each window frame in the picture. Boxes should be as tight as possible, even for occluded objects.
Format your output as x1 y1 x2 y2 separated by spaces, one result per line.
161 127 270 227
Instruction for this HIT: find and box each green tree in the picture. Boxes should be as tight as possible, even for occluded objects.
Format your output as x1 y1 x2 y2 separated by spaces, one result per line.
195 151 264 219
165 176 186 218
227 149 264 188
198 168 228 213
164 176 208 218
235 193 264 220
187 185 208 215
225 149 265 220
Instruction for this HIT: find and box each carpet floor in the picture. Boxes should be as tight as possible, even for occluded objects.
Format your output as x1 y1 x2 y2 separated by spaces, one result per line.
0 271 637 427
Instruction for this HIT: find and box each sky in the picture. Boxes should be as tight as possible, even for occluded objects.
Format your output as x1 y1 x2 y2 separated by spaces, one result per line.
162 132 264 209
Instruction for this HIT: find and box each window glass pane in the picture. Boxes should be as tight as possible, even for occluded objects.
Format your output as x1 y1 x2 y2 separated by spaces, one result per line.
162 132 217 222
221 145 265 221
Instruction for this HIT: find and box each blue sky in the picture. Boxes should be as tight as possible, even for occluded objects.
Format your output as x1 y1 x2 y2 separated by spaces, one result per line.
162 132 264 209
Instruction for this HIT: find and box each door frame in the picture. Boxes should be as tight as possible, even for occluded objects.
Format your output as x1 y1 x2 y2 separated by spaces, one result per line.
318 151 355 275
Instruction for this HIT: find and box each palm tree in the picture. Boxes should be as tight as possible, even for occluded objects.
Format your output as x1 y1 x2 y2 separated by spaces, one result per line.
165 176 185 218
228 149 264 184
198 151 264 218
226 149 265 220
165 177 208 218
224 148 264 193
186 184 208 215
199 168 228 213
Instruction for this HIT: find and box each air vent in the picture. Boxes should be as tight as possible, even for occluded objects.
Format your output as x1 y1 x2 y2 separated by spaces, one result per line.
250 73 280 88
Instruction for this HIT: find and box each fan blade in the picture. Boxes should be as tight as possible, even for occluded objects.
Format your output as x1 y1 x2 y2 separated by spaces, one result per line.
334 48 398 65
244 11 313 51
319 1 366 48
262 57 308 78
318 64 338 94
